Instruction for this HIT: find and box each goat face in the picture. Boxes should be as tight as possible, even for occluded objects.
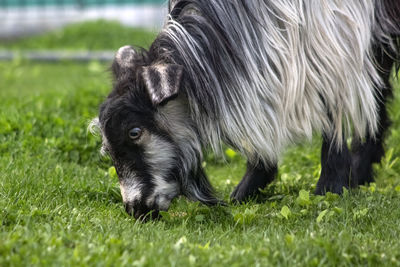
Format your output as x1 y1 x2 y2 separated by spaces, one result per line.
96 46 207 220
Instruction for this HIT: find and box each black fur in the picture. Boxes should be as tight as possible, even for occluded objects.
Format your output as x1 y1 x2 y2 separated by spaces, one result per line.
351 43 396 187
315 39 398 195
231 161 277 202
315 135 353 195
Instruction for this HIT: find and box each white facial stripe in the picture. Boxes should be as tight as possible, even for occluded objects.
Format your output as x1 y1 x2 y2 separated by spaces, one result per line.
144 133 179 208
144 134 175 171
119 178 143 203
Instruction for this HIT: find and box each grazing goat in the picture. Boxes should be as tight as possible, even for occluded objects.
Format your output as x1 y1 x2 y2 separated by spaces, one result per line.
90 0 400 219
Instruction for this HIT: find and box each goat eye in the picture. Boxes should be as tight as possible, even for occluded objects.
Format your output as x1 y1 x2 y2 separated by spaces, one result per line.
128 127 142 140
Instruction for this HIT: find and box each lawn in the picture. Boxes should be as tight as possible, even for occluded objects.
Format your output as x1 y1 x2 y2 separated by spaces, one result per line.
1 21 400 266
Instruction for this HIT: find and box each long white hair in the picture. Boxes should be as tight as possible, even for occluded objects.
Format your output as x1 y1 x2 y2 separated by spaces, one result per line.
149 0 399 165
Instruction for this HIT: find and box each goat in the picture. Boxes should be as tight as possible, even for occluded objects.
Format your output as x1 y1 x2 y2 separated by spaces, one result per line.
90 0 400 219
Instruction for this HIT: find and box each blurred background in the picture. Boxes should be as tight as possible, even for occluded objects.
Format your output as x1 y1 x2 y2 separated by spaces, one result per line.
0 0 166 39
0 0 167 61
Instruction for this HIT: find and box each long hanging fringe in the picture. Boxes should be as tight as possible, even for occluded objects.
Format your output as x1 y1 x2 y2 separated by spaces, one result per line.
152 0 399 164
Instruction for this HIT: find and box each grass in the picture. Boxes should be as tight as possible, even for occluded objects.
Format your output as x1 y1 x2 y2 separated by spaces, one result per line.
1 21 400 266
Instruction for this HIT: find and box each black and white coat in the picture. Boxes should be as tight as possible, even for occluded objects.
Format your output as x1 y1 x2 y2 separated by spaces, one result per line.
91 0 400 219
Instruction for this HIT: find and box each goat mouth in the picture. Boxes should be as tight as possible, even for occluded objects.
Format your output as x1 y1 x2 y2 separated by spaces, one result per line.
136 210 161 221
124 202 161 221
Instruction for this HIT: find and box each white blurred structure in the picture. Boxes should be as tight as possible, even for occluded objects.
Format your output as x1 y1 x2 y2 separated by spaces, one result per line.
0 3 167 39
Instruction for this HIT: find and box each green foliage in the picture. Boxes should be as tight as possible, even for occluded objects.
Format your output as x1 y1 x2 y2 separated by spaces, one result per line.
1 23 400 266
296 189 311 207
280 205 291 220
233 207 258 225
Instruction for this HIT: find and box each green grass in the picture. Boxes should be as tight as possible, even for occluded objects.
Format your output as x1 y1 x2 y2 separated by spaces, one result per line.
1 21 400 266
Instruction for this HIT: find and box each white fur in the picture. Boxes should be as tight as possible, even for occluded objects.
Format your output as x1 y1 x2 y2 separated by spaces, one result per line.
115 46 135 68
119 177 143 203
144 133 180 208
142 65 171 104
156 98 202 177
88 117 109 156
163 0 382 164
88 117 100 136
146 174 179 210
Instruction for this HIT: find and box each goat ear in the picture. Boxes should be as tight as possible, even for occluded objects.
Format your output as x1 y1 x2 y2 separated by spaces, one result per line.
141 64 183 106
112 45 136 77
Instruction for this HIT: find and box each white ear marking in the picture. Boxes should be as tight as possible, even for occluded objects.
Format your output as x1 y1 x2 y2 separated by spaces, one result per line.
115 45 136 68
142 64 183 106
